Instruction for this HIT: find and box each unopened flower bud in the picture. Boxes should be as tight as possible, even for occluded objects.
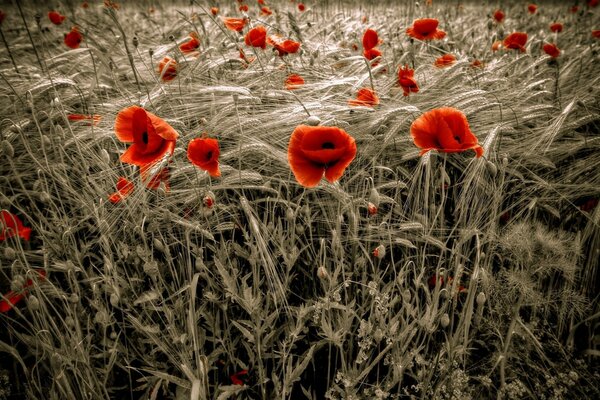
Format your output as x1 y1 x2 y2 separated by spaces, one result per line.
132 36 139 47
373 244 385 259
486 160 497 178
28 295 40 310
369 188 380 207
203 192 215 208
367 202 378 216
306 115 321 126
440 313 450 328
4 247 17 260
1 140 14 158
110 292 120 307
317 265 328 280
476 291 486 306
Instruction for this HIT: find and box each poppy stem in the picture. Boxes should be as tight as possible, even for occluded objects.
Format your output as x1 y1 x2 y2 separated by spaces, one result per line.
107 8 142 93
0 26 19 74
285 90 311 117
15 0 45 72
362 57 375 93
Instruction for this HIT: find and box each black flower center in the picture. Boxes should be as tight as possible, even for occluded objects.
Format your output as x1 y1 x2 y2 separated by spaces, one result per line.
206 150 213 160
321 142 335 149
454 135 462 144
142 131 148 145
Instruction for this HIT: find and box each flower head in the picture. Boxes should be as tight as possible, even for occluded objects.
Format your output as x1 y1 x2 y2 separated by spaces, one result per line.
550 23 563 33
0 211 31 241
434 53 456 67
108 177 134 204
410 107 484 157
64 27 83 49
48 11 66 25
245 26 267 49
187 137 221 177
348 88 379 107
543 43 560 58
285 74 305 90
223 17 247 32
398 65 419 96
493 9 505 23
68 114 101 126
115 106 179 167
528 4 537 14
158 56 177 81
267 36 301 56
288 125 356 187
503 32 528 52
406 18 446 40
179 32 200 54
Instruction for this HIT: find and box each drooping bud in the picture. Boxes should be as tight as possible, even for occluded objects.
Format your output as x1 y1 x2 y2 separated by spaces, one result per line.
317 265 328 280
373 244 385 259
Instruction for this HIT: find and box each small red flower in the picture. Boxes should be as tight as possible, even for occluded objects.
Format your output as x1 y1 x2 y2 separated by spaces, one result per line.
187 137 221 178
543 43 560 58
550 23 563 33
592 30 600 39
158 56 177 81
114 106 179 167
223 17 247 32
108 177 134 203
211 7 219 15
471 59 483 68
82 2 89 9
362 28 381 51
349 88 379 107
406 18 446 40
580 198 598 212
492 40 502 52
0 270 47 313
288 125 357 187
528 4 537 14
260 6 273 16
0 10 5 25
285 74 305 90
0 211 31 242
104 0 120 9
48 11 66 25
398 65 419 96
267 36 301 56
64 27 83 49
503 32 528 52
410 107 484 157
434 53 456 67
363 47 382 61
68 114 101 125
367 202 378 216
179 32 200 54
239 4 249 12
298 3 305 11
141 164 171 191
493 9 505 23
589 0 599 7
245 26 267 49
230 369 248 386
570 5 579 12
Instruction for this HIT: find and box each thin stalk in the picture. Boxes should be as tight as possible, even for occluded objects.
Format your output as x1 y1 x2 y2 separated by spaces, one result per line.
0 26 19 74
15 0 44 72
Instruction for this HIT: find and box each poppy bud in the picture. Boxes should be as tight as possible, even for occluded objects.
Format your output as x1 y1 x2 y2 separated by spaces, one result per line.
487 20 493 30
476 291 486 306
485 160 497 178
195 257 205 271
373 328 383 343
27 295 40 310
110 331 117 339
286 207 295 221
132 36 138 47
305 115 321 126
203 192 215 208
42 135 51 146
110 292 119 307
369 188 380 207
143 260 159 277
69 293 79 303
402 289 411 302
10 276 24 291
317 265 328 279
153 238 165 252
440 313 450 328
100 148 110 164
373 244 385 259
94 309 110 326
1 140 14 158
65 316 75 327
367 202 378 216
39 192 51 203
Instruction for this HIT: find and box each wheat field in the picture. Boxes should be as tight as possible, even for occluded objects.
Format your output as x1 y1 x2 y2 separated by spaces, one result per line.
0 0 599 399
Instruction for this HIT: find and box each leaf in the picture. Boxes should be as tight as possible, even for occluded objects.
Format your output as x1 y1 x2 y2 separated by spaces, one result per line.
133 290 160 305
287 345 316 387
231 320 255 344
216 385 247 400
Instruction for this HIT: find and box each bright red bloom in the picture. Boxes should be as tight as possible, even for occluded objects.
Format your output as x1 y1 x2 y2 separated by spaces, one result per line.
285 74 305 90
258 0 265 4
68 114 101 125
260 6 272 16
141 164 170 191
288 125 357 187
410 107 484 157
427 274 466 293
0 211 31 242
0 270 47 313
223 17 247 32
230 370 248 386
211 7 219 15
48 11 66 25
363 47 382 60
434 53 456 67
528 4 537 14
239 49 256 63
108 177 134 203
493 9 505 23
267 36 301 56
245 26 267 49
550 23 563 33
592 30 600 38
471 59 483 68
115 106 179 167
239 4 249 12
298 3 305 11
492 41 502 52
64 27 83 49
543 43 560 58
406 18 446 40
589 0 599 7
179 32 200 54
82 2 89 9
187 137 221 177
398 65 419 96
503 32 528 52
362 28 380 51
348 88 379 107
0 10 5 24
158 56 177 81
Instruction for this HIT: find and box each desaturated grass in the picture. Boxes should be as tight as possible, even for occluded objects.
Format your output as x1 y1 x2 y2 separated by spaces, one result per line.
0 0 599 399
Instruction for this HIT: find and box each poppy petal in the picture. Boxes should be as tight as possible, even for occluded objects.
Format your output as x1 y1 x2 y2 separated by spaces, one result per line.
115 106 146 142
362 28 379 50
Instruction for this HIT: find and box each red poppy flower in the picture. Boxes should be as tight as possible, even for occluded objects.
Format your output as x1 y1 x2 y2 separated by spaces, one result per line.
267 36 301 56
141 164 171 191
570 5 579 12
239 4 249 12
580 198 598 212
410 107 484 157
158 56 177 81
503 32 528 52
527 4 537 14
64 27 83 49
260 6 272 16
362 28 381 51
592 30 600 38
179 32 200 54
48 11 66 25
0 211 31 242
0 10 5 24
108 177 134 203
285 74 305 90
0 270 47 313
550 23 563 33
115 106 179 167
492 40 502 52
104 0 119 9
258 0 265 4
543 43 560 58
406 18 446 40
223 17 247 32
434 53 456 67
239 49 256 63
493 9 505 23
245 26 267 49
298 3 305 11
471 59 483 68
187 137 221 177
363 47 382 61
398 65 419 96
230 370 248 386
211 7 219 15
287 125 357 188
589 0 599 7
348 88 379 107
68 114 102 125
427 274 466 293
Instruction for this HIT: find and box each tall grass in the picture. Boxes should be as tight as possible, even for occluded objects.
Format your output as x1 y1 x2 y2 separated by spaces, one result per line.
0 1 599 399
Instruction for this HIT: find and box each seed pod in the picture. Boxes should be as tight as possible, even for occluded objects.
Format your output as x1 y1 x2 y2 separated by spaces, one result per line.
1 140 14 158
440 313 450 328
100 148 110 164
28 295 40 310
132 36 139 47
305 115 321 126
486 160 497 178
317 265 328 280
286 207 295 222
109 292 120 307
4 247 17 261
367 202 378 216
69 293 80 303
476 291 486 306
